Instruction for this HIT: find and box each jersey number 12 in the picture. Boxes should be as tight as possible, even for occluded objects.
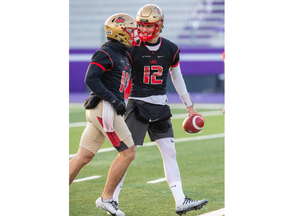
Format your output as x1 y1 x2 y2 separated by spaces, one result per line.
144 65 163 84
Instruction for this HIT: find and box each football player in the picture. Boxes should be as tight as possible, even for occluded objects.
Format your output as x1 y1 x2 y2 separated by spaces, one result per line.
69 13 138 216
109 4 208 216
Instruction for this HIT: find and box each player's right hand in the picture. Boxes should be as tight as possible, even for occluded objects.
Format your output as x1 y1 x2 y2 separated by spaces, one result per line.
111 99 126 116
187 106 204 120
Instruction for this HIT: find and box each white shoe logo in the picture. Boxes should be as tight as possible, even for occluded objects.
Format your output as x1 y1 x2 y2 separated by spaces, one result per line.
149 118 159 122
158 55 164 58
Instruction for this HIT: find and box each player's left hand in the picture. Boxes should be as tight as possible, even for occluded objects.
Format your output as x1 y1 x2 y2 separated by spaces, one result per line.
187 106 204 120
111 99 126 116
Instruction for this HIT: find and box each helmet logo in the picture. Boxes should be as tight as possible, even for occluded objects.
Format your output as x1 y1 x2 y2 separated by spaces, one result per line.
115 17 126 23
156 8 161 15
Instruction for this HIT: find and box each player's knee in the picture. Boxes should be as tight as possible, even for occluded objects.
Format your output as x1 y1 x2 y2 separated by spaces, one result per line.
74 154 92 166
121 145 136 161
129 146 136 161
127 145 136 161
76 149 94 165
166 149 177 160
82 154 93 165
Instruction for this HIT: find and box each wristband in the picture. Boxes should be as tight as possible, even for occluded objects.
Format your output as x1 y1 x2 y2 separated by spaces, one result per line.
180 93 194 108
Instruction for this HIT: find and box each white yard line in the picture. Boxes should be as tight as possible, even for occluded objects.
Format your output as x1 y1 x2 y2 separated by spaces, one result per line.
69 122 87 127
197 208 225 216
69 133 224 158
147 178 166 184
70 103 224 109
69 110 223 128
169 103 224 109
172 110 223 119
73 175 101 183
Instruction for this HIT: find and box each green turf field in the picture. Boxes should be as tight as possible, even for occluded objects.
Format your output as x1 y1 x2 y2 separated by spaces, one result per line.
69 103 224 216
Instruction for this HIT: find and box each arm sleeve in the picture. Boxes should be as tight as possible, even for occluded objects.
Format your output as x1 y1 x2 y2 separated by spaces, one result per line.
84 52 117 103
170 64 194 108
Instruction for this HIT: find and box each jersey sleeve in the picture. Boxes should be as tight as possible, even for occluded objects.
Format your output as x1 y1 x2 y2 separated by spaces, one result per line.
170 47 180 67
84 51 117 103
90 49 113 71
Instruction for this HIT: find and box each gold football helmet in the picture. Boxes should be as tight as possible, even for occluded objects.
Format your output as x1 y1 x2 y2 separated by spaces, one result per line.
135 4 164 41
105 13 138 47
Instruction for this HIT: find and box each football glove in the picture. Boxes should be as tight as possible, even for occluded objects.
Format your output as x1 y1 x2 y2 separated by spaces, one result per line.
111 99 126 116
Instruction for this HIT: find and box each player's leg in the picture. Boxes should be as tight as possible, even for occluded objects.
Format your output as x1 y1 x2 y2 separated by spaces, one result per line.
94 104 137 215
69 146 94 185
96 144 135 215
112 170 126 204
106 100 149 215
101 145 135 200
69 116 105 185
150 120 208 215
149 120 186 204
155 137 185 203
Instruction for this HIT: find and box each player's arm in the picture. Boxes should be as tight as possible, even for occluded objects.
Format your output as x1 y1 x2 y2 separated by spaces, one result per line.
170 64 203 118
84 52 117 103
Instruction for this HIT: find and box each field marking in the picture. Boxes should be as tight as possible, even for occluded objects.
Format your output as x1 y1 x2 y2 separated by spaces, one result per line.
69 110 223 128
70 133 225 215
69 122 87 127
169 103 224 109
70 103 224 110
197 208 225 216
73 175 101 183
69 133 224 158
147 178 166 184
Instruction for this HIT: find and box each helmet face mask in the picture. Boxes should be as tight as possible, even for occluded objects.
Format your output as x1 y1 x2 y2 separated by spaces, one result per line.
137 22 161 42
104 13 138 47
135 4 164 42
123 27 138 46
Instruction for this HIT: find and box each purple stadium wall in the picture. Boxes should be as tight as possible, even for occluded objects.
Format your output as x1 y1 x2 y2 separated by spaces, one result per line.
69 48 224 92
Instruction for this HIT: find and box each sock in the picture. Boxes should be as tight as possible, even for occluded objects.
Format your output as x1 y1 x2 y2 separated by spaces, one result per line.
169 181 186 205
112 147 138 204
112 171 127 204
102 196 111 202
156 138 185 205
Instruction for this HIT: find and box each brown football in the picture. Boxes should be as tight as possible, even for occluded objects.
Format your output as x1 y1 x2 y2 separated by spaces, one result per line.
182 115 205 134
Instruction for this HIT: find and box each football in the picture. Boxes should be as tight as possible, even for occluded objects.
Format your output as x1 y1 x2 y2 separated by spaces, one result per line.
182 115 205 134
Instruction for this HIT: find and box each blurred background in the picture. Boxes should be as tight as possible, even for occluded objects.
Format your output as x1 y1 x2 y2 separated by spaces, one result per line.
69 0 225 104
